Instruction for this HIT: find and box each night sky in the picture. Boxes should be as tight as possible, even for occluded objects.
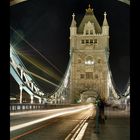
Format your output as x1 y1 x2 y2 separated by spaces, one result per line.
10 0 129 96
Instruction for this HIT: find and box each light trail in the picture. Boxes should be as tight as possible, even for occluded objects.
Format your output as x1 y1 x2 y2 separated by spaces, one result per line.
10 60 58 87
22 68 59 87
10 104 93 132
11 119 59 140
17 51 61 81
10 26 63 75
10 108 76 116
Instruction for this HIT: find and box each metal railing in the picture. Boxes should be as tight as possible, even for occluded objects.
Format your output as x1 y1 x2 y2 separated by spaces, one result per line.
10 103 81 112
10 103 45 112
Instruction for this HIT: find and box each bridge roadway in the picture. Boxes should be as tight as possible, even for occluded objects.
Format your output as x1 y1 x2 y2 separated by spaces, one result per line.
10 105 130 140
10 104 95 140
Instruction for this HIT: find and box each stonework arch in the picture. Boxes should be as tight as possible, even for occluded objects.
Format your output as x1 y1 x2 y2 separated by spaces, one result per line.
80 90 98 103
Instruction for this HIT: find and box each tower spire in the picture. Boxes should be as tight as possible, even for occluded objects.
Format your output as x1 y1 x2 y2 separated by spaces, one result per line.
70 13 77 27
88 4 91 8
72 13 75 20
103 12 108 26
70 13 77 36
102 11 109 35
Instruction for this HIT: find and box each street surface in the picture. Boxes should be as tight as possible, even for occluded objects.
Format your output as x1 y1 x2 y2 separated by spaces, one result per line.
10 104 94 140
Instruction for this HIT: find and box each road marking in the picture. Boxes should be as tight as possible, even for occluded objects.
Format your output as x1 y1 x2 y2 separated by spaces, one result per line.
75 123 88 140
65 107 94 140
65 116 88 140
65 113 91 140
70 116 88 140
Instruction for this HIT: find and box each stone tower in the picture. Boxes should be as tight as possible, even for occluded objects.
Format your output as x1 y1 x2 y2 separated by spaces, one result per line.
69 5 110 103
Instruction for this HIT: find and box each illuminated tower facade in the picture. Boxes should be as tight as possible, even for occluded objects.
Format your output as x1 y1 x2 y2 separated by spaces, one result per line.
69 5 110 103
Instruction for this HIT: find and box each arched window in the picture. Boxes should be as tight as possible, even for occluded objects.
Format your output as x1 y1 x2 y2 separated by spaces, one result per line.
85 56 94 65
86 30 89 35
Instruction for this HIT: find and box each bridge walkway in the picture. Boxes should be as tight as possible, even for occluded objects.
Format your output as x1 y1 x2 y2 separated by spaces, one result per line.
83 108 130 140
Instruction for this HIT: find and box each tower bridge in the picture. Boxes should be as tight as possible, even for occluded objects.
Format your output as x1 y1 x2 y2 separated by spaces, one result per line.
10 5 129 106
10 3 130 140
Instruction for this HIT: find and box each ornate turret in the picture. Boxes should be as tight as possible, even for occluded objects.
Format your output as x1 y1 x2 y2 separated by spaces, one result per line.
78 4 101 34
102 12 109 35
70 13 77 36
85 4 93 15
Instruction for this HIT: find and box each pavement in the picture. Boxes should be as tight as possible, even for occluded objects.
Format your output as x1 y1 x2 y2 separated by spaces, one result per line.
83 108 130 140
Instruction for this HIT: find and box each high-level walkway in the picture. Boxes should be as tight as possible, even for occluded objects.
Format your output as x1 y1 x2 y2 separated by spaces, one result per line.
83 108 130 140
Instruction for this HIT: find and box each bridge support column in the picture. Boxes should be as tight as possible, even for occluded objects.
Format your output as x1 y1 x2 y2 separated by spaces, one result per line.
39 98 41 104
19 84 23 104
30 95 34 104
54 94 57 104
21 68 23 79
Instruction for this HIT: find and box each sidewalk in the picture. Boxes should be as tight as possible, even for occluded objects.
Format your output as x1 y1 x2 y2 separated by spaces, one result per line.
83 109 130 140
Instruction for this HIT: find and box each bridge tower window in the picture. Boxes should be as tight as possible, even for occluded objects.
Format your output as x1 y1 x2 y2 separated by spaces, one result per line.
86 30 89 35
90 30 93 34
86 39 89 44
98 59 101 63
86 72 93 79
94 39 97 44
81 40 84 44
85 56 94 65
80 74 84 79
90 39 93 44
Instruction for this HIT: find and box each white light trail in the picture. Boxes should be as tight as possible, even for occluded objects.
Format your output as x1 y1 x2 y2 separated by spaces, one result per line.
24 69 59 87
10 107 79 116
10 26 63 75
10 104 93 132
